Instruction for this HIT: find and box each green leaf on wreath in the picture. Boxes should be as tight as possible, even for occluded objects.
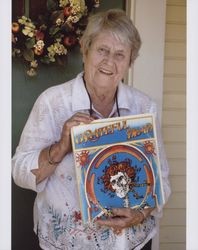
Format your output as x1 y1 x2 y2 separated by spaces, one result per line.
46 0 58 12
49 26 61 36
50 11 64 24
40 56 51 64
25 38 36 49
23 49 34 62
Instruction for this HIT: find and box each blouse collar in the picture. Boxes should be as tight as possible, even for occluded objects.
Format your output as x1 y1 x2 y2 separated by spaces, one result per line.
71 72 132 115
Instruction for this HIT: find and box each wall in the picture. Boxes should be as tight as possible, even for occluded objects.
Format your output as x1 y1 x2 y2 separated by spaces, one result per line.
127 0 166 118
160 0 186 249
12 1 124 250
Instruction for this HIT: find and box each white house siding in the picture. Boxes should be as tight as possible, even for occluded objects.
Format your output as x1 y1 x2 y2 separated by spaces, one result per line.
160 0 186 250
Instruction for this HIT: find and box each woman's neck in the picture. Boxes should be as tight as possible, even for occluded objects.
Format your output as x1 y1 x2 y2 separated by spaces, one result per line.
84 79 117 104
83 76 118 117
89 87 116 105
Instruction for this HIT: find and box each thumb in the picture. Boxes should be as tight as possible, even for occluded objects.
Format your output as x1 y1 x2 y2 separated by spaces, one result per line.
112 207 131 217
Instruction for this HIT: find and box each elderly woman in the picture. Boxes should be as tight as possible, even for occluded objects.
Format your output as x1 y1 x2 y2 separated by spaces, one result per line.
12 9 170 250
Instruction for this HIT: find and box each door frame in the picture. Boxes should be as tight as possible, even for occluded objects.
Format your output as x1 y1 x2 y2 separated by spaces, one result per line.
126 0 166 121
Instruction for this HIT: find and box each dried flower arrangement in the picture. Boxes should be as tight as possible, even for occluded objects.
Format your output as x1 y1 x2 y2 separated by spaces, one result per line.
12 0 100 76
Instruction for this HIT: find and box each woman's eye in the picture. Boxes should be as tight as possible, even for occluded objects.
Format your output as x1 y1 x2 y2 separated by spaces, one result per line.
98 48 108 55
115 53 125 60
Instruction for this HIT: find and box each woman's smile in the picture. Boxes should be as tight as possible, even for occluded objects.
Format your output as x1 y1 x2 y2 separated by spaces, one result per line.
83 31 131 92
98 67 114 76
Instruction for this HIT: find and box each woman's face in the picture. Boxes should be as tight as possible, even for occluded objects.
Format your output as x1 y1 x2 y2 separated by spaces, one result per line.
83 31 131 91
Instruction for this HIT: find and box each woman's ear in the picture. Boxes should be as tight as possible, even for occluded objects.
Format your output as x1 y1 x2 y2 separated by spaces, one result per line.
82 51 86 64
81 49 88 64
79 40 86 63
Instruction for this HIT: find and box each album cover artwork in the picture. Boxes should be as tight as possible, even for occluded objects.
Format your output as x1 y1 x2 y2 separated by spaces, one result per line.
71 113 165 224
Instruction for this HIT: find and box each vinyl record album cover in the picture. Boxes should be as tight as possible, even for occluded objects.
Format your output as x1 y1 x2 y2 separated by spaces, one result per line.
71 114 165 223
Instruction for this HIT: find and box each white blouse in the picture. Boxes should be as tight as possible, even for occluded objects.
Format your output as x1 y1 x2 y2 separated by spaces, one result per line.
12 72 171 250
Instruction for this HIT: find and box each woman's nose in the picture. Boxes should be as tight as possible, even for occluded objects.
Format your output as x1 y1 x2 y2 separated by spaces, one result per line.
103 53 115 65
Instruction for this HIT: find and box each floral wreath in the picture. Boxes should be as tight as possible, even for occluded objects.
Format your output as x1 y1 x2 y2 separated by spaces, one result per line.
12 0 100 76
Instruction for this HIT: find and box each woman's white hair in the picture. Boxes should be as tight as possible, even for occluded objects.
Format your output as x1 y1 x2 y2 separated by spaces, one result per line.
80 9 141 64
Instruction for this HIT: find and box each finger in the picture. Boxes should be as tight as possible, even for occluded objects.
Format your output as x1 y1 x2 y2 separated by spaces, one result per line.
96 216 125 228
73 112 95 123
111 208 131 217
64 113 94 133
111 208 143 227
67 117 93 127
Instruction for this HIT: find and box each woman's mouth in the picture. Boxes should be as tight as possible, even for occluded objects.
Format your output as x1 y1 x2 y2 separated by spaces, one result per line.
99 68 113 75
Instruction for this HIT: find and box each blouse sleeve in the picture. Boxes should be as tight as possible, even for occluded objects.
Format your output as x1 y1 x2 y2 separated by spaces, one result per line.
149 101 171 217
12 91 57 192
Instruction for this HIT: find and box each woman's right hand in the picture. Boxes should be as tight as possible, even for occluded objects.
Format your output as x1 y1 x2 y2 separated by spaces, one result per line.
58 112 95 157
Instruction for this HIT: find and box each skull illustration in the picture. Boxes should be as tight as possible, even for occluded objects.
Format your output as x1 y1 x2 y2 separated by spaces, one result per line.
110 171 131 198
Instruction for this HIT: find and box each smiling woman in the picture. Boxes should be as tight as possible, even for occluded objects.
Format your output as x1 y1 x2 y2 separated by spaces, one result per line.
12 8 170 250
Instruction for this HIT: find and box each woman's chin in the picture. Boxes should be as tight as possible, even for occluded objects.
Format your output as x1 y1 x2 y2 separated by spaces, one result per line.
95 73 118 87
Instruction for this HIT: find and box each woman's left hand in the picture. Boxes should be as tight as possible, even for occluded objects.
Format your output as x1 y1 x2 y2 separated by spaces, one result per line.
96 207 153 235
